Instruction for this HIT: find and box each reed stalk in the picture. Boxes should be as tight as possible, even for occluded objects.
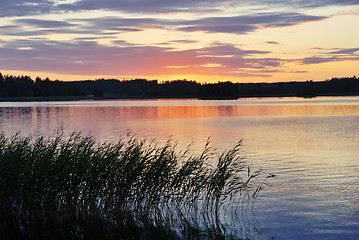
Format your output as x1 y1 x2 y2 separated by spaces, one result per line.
0 132 274 239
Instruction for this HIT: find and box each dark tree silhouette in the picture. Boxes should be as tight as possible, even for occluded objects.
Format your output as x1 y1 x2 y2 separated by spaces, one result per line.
0 72 358 100
0 73 86 98
93 89 104 98
198 81 238 99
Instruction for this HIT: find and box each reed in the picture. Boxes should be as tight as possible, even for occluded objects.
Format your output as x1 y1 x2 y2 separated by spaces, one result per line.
0 132 274 239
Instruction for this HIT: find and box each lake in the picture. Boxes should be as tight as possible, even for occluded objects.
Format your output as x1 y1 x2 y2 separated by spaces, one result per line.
1 96 359 239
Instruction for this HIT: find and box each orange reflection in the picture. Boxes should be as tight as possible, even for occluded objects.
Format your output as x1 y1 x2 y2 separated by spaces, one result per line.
63 104 359 120
1 102 359 143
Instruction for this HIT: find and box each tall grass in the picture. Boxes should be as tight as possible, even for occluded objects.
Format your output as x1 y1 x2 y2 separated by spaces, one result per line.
0 132 274 239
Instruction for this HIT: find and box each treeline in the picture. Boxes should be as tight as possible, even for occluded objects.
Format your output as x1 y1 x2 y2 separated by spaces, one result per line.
0 73 85 98
236 76 359 98
80 78 198 98
1 72 359 100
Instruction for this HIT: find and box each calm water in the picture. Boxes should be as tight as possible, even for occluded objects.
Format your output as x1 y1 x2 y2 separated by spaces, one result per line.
1 97 359 239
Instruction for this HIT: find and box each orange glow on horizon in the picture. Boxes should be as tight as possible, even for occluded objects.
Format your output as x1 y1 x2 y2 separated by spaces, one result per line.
1 68 357 84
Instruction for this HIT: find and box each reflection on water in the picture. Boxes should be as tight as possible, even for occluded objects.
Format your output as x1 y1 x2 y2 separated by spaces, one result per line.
2 99 359 141
1 97 359 239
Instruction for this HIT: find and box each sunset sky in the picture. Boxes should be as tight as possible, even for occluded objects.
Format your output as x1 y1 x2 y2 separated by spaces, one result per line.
0 0 359 83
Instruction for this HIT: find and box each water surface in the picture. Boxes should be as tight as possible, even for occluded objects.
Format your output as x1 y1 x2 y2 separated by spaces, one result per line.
1 96 359 239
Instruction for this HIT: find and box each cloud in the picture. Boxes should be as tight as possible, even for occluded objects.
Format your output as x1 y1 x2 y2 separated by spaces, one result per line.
15 19 76 28
0 0 56 17
168 40 198 44
300 56 340 64
4 38 356 79
2 0 358 18
0 40 170 75
1 0 357 81
59 0 359 14
58 0 227 14
234 0 359 9
75 36 116 41
71 17 161 34
266 41 280 44
328 47 359 55
160 40 198 46
197 43 270 56
290 70 308 73
179 23 255 35
295 0 359 8
0 11 327 39
0 25 19 30
178 13 326 34
1 17 147 37
299 48 359 64
0 39 279 77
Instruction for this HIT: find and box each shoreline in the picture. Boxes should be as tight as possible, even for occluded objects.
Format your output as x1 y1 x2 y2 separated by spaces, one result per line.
1 93 359 102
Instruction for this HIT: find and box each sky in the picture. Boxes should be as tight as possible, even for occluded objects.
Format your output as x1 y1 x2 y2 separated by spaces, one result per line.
0 0 359 83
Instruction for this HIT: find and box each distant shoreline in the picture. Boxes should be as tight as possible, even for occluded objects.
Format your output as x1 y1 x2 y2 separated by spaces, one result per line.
1 93 359 102
1 73 359 101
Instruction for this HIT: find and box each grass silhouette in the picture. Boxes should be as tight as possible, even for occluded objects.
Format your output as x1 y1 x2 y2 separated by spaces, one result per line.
0 132 274 239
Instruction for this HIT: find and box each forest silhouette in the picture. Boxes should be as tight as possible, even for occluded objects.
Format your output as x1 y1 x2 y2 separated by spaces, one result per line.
0 72 358 100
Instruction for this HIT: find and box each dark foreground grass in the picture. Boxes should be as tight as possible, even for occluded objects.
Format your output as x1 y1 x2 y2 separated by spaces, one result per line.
0 132 274 239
